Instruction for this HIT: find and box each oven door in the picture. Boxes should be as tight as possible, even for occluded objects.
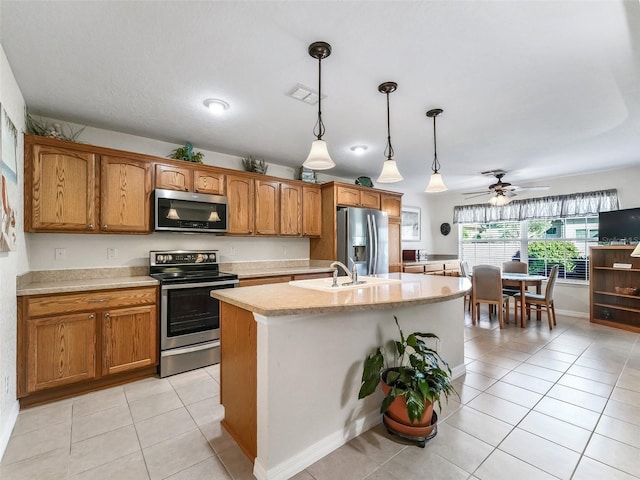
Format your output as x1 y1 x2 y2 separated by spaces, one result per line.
160 280 237 350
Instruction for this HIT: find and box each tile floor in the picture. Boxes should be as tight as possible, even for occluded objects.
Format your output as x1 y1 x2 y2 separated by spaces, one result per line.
2 310 640 479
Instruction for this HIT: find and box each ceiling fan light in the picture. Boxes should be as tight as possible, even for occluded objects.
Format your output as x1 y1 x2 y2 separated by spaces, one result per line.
489 194 511 206
377 159 403 183
303 139 335 170
425 172 447 193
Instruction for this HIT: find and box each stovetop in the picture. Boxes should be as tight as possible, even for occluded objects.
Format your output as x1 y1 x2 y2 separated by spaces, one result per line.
149 270 238 284
149 249 238 285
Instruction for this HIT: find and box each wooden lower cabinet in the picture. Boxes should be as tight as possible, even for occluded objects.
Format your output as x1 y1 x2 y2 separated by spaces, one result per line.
102 305 157 375
26 313 97 393
18 286 158 404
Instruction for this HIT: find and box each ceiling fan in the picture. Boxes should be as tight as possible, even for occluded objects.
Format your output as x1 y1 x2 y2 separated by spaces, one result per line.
463 170 549 205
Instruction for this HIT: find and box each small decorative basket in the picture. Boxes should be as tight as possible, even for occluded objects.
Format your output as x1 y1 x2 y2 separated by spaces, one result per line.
614 286 638 295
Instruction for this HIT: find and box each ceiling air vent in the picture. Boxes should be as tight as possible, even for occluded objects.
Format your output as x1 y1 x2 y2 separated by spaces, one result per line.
288 84 325 105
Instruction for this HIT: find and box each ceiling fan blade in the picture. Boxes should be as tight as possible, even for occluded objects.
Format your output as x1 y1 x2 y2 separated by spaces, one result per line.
465 192 491 200
512 185 550 192
462 190 490 195
505 191 518 198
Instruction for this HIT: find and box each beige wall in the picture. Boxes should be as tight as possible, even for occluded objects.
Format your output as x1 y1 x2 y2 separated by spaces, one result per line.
0 44 26 459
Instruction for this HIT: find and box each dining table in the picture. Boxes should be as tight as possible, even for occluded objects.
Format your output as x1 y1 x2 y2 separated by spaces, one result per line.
501 272 548 327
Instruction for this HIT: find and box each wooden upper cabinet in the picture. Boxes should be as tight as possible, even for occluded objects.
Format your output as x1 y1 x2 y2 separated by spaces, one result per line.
227 174 254 235
388 218 402 272
154 163 192 192
194 170 225 195
26 143 97 232
381 193 402 218
302 185 322 237
154 163 226 195
100 156 152 233
360 190 381 209
336 185 361 207
280 182 302 236
336 185 380 209
255 179 280 235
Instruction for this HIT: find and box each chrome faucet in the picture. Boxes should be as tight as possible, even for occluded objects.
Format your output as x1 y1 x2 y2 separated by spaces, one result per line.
330 261 352 287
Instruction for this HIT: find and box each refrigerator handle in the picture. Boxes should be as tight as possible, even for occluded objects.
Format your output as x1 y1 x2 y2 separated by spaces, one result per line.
366 214 374 275
371 214 379 274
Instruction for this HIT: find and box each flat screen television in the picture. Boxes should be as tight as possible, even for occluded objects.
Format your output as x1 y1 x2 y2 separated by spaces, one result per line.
599 207 640 244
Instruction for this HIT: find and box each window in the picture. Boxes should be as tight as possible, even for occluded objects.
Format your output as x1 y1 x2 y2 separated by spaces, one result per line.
460 216 598 281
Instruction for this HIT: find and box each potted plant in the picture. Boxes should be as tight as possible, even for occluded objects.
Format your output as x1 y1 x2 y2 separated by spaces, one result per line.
168 142 204 163
358 316 456 446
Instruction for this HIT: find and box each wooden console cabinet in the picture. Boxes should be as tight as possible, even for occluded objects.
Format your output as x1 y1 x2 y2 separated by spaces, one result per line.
17 286 158 405
590 245 640 332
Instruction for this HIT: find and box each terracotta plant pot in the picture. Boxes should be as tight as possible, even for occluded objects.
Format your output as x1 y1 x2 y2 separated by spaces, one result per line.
380 370 434 427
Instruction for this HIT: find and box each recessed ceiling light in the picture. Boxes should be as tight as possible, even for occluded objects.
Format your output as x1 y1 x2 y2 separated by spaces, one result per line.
203 98 230 115
350 145 368 155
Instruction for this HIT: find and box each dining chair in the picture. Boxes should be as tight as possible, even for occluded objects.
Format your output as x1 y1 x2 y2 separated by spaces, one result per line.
460 261 471 312
513 265 559 330
502 260 528 317
471 265 509 328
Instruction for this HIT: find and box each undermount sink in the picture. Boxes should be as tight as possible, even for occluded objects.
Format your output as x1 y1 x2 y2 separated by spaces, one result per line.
289 275 402 292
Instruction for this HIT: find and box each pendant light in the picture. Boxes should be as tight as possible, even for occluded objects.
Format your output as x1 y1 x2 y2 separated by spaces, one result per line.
376 82 403 183
303 41 335 170
424 108 448 192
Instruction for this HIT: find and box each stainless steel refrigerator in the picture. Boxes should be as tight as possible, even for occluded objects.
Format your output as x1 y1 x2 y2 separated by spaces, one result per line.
336 207 389 276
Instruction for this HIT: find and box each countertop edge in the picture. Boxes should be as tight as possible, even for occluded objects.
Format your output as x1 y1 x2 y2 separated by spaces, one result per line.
17 277 159 296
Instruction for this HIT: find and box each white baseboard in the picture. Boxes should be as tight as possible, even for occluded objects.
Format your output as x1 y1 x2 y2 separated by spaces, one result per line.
253 408 381 480
451 363 466 380
0 400 19 462
556 309 589 319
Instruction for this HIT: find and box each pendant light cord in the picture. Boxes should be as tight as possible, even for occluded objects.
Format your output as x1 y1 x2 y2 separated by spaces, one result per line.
314 57 326 140
431 115 441 173
384 92 394 160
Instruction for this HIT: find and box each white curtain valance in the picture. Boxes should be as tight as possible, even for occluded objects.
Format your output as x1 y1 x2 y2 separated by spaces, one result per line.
452 189 619 224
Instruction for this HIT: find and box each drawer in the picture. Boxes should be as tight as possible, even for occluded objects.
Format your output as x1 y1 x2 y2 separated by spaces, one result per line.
403 265 425 274
423 264 444 273
26 287 157 317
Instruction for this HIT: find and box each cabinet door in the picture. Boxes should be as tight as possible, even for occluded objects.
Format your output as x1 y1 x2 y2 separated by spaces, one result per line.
194 170 225 195
102 305 157 376
280 182 302 236
360 190 381 209
28 144 96 232
155 163 193 192
255 179 279 235
336 186 361 206
27 313 97 393
388 218 402 272
381 193 402 218
100 156 152 232
302 186 322 237
227 175 255 235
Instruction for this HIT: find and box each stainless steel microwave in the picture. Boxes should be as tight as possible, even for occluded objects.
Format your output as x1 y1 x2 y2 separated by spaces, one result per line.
154 189 228 233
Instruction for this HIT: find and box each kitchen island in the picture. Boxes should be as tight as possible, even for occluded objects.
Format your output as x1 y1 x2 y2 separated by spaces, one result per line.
211 273 470 480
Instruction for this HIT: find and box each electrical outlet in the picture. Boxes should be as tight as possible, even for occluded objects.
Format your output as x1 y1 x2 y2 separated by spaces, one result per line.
107 247 117 259
55 248 66 260
282 247 287 256
4 376 9 395
229 247 236 256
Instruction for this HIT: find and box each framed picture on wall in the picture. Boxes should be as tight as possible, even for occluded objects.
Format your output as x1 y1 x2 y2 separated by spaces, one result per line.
401 206 421 242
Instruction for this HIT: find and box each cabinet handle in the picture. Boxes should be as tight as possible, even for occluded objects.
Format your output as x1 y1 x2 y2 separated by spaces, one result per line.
88 314 95 319
88 223 94 230
103 225 108 229
104 313 110 318
184 187 189 191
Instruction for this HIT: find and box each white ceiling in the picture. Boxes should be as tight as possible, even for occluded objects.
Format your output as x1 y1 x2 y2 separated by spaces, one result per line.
1 1 639 195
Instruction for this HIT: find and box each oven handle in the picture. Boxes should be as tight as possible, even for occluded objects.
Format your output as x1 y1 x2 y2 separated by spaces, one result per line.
161 280 239 290
161 340 221 356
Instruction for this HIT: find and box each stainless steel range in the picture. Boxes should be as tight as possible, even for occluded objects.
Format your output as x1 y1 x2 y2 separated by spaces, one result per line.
149 250 238 377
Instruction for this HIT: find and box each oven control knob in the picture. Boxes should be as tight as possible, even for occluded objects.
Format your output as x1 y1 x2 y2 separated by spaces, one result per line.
156 255 164 263
167 255 173 261
202 254 208 261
